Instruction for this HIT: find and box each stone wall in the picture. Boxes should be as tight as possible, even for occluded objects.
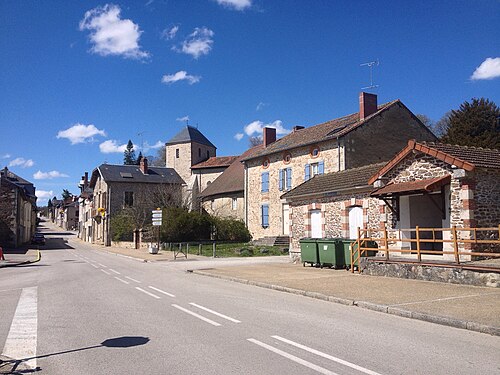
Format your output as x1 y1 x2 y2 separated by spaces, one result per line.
195 168 226 192
475 168 500 228
202 194 244 221
166 141 216 186
0 183 16 246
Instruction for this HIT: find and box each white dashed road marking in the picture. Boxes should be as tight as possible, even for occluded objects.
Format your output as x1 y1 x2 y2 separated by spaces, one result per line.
148 286 175 298
171 304 221 327
100 269 111 275
1 287 38 369
189 303 240 323
125 276 141 283
108 269 120 275
135 287 160 299
114 277 129 284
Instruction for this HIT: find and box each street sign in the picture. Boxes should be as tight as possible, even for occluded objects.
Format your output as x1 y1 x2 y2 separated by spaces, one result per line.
152 210 162 214
152 213 162 218
152 221 161 226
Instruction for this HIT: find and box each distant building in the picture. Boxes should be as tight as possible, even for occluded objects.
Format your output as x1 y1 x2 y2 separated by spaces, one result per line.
0 167 37 247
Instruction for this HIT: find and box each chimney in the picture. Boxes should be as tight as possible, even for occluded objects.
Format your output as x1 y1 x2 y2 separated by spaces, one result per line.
293 125 305 132
140 157 148 174
263 127 276 147
359 92 378 121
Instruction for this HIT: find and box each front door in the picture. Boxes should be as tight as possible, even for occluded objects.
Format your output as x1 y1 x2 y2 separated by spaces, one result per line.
348 206 363 240
282 204 290 235
310 210 322 238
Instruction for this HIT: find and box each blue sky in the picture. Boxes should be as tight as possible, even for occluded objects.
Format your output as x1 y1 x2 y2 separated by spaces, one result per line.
1 0 499 205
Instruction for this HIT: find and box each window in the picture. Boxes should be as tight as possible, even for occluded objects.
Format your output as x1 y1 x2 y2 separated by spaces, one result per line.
261 172 269 192
207 150 210 159
124 191 134 207
232 198 237 210
279 168 293 191
310 145 320 158
304 161 324 181
198 148 201 157
262 157 270 168
176 149 179 158
261 204 269 228
283 152 292 164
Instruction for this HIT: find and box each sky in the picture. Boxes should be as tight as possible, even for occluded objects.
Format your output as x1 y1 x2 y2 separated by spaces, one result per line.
1 0 499 206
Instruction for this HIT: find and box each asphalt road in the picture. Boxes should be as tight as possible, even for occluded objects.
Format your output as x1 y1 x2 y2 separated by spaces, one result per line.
1 229 499 374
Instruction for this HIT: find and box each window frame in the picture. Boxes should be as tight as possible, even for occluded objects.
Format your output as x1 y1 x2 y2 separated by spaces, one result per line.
124 191 134 207
261 171 269 193
261 204 269 228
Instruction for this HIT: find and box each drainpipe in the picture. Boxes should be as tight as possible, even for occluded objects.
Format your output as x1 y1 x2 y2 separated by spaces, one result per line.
337 137 341 171
105 185 111 246
244 162 248 227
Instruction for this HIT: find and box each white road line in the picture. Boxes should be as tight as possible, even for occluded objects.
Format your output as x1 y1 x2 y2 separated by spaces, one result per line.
100 269 111 275
135 287 161 299
108 269 121 275
272 336 382 375
97 263 107 268
1 287 38 370
247 339 337 375
171 304 221 327
90 264 99 269
125 276 141 283
114 277 129 284
148 286 175 297
189 303 240 323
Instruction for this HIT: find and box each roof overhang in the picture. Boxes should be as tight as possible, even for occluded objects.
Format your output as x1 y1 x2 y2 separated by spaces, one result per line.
370 175 451 198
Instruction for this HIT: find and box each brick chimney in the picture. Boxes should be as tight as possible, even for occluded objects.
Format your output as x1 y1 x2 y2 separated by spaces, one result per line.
140 157 148 174
263 127 276 147
293 125 305 132
359 92 378 121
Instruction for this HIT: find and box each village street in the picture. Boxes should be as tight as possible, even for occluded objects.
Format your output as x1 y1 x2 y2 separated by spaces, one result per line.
1 229 499 375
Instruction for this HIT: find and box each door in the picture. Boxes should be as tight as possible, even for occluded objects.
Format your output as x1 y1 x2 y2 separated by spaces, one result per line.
282 204 290 235
348 206 363 240
409 193 443 252
310 210 322 238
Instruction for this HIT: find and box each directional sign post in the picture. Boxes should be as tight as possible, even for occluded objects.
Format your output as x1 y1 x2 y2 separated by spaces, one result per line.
152 209 163 253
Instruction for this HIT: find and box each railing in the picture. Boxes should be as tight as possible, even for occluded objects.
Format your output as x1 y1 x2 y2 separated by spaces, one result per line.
351 225 500 273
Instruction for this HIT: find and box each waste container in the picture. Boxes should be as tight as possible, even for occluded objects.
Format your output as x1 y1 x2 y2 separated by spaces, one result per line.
317 238 344 269
299 238 319 267
342 239 378 269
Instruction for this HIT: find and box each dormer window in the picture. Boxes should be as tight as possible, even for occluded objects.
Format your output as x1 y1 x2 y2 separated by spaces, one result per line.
283 152 292 164
262 157 270 169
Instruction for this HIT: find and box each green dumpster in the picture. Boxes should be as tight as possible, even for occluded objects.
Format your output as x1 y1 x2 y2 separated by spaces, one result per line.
299 238 319 267
317 238 344 269
343 239 378 269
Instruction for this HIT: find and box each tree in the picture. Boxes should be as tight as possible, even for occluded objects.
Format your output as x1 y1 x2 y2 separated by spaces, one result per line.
62 189 72 200
123 140 137 165
441 98 500 148
416 114 433 129
249 136 263 147
150 147 166 167
136 151 143 165
433 111 451 138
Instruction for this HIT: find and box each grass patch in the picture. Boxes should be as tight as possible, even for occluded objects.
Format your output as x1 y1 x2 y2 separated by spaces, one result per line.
163 242 287 258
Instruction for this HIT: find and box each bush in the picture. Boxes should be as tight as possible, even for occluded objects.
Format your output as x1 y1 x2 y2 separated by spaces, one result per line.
110 213 134 241
213 218 251 242
161 207 212 242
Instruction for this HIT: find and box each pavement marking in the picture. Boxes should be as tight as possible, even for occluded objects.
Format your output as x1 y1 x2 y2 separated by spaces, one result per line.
108 268 121 275
390 291 500 307
125 276 141 283
272 335 382 375
247 338 337 375
171 304 221 327
114 277 129 284
189 303 241 323
100 269 111 275
90 264 99 269
97 263 107 268
148 286 175 297
1 286 38 370
135 287 161 299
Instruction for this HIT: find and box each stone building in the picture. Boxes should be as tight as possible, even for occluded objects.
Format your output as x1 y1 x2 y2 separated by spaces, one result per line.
241 92 437 243
0 167 37 248
78 158 183 247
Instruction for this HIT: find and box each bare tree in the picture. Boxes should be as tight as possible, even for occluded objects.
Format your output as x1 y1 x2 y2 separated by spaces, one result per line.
249 136 263 147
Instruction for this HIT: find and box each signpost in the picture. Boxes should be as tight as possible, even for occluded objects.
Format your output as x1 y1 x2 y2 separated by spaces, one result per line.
152 209 162 253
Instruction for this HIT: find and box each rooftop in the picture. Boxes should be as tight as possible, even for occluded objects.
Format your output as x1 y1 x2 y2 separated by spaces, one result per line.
191 156 239 170
90 164 184 187
166 125 216 149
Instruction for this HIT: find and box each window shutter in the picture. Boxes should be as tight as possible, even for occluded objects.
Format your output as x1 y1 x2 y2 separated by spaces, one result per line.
261 172 269 192
318 161 324 175
279 169 283 191
262 204 269 227
304 164 310 181
286 168 292 190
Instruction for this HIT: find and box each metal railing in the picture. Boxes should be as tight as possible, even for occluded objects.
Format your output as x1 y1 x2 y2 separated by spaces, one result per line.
351 225 500 273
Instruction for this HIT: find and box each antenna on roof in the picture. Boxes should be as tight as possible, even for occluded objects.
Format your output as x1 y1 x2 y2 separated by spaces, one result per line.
137 131 146 151
360 60 379 90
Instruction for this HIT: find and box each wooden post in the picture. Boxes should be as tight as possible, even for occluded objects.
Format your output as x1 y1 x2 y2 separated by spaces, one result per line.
187 242 189 255
213 242 216 258
383 226 389 261
416 226 421 262
198 243 202 256
452 225 460 264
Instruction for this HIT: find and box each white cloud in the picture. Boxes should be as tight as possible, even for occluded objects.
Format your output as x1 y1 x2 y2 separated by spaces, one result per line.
2 154 11 159
35 190 54 200
256 102 268 111
57 123 106 145
471 57 500 80
216 0 252 10
176 115 190 122
33 170 69 180
79 4 149 59
176 27 214 59
143 141 164 151
234 133 244 141
99 139 128 154
161 71 201 85
243 120 291 137
8 158 34 168
162 25 179 40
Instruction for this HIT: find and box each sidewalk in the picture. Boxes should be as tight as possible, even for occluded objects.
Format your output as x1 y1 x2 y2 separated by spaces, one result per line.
0 249 40 268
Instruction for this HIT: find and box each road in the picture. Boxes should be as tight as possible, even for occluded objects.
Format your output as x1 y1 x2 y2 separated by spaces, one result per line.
1 228 499 374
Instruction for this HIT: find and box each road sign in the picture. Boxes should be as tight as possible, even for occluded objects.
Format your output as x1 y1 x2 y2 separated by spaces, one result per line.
152 221 162 226
152 213 162 219
152 210 162 214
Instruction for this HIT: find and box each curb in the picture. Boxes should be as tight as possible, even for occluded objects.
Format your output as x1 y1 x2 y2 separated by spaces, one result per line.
191 269 500 337
0 250 41 268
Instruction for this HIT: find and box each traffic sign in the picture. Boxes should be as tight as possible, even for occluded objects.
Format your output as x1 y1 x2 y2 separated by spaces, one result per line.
152 221 162 226
152 210 162 214
152 213 162 218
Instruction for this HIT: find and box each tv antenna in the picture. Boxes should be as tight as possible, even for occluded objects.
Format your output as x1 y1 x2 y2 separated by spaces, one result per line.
137 131 146 151
360 60 379 90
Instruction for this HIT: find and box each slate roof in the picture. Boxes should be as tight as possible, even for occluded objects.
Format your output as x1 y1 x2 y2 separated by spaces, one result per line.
199 145 264 199
191 156 239 170
368 140 500 184
241 100 400 161
90 164 184 187
281 163 386 200
1 167 36 198
166 125 216 149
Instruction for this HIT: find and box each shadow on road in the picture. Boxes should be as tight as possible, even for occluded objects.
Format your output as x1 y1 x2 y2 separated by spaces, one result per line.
0 336 150 374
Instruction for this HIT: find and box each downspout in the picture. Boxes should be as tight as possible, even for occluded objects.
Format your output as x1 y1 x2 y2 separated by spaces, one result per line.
337 137 341 171
244 162 248 227
105 185 111 246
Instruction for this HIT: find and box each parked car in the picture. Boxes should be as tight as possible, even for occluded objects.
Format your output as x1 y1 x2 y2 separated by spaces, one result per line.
31 233 45 245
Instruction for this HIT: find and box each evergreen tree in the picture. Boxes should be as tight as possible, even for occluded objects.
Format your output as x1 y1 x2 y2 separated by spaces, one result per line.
123 140 137 165
441 98 500 148
62 189 72 200
136 151 143 165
